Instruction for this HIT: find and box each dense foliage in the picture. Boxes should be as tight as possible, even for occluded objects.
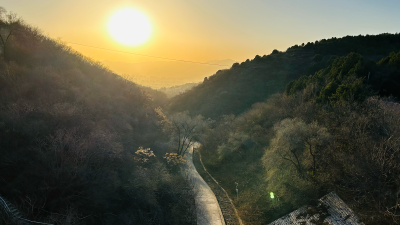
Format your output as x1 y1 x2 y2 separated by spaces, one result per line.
285 51 400 103
0 9 194 224
200 93 400 224
197 49 400 224
168 33 400 119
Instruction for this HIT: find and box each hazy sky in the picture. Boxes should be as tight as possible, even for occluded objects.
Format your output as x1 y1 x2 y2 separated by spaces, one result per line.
2 0 400 87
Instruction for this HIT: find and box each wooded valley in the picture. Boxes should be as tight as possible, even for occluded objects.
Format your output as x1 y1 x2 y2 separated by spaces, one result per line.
2 7 400 225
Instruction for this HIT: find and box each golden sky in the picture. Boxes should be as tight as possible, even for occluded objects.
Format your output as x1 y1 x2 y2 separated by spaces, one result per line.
2 0 400 88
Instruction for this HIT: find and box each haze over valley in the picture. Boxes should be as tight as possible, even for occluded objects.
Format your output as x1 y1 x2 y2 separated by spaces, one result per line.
102 59 236 88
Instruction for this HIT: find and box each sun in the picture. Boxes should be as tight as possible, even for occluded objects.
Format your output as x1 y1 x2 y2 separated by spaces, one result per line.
108 8 152 46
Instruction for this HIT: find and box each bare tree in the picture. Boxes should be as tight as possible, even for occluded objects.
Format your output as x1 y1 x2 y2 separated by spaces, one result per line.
0 7 21 60
169 112 206 155
264 118 332 178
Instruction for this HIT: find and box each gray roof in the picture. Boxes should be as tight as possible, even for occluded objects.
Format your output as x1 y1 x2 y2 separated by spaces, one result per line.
269 192 364 225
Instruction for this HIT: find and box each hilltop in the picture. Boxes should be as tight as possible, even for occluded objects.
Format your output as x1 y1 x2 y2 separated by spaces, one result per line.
168 33 400 118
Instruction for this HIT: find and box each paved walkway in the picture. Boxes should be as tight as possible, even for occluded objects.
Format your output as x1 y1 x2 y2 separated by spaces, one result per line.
182 145 226 225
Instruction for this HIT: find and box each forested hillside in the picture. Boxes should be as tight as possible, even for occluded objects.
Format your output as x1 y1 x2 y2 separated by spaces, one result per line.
198 49 400 224
0 10 193 224
168 33 400 118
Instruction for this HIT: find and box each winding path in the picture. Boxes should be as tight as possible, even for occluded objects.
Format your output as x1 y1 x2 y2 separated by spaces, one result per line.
182 144 226 225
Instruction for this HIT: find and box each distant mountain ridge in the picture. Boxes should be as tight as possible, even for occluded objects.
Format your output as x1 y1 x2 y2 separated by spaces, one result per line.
168 33 400 118
158 82 200 98
101 59 236 88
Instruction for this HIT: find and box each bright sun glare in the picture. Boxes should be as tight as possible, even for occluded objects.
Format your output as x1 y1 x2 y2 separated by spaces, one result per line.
108 8 152 46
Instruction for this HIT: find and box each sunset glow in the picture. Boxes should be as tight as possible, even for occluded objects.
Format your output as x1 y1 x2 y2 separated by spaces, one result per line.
3 1 400 88
107 8 152 46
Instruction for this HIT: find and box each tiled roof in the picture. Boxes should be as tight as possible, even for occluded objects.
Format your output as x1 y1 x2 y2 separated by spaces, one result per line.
269 192 364 225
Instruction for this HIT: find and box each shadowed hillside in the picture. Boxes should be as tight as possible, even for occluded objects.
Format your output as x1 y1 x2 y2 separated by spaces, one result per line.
0 9 193 224
168 33 400 118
